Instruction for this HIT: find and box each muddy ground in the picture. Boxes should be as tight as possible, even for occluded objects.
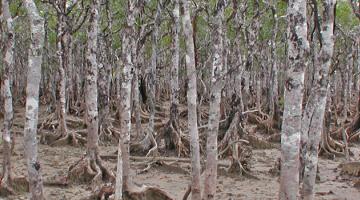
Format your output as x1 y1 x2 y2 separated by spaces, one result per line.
1 107 360 200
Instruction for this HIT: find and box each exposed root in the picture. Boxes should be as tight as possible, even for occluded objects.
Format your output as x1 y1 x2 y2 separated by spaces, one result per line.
340 162 360 176
321 129 345 157
218 140 249 158
99 121 121 144
68 153 115 191
349 129 360 142
146 133 158 157
39 113 86 146
131 129 158 156
50 131 86 147
39 113 84 131
218 109 258 179
137 160 163 174
182 185 191 200
227 145 252 171
0 176 29 196
247 111 279 135
219 111 245 150
156 119 190 157
87 184 114 200
219 131 255 178
39 113 58 131
227 158 258 180
93 182 175 200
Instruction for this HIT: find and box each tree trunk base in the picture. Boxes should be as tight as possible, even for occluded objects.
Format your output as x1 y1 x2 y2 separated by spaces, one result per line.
131 129 158 157
68 154 115 191
226 158 258 179
40 113 86 146
156 120 190 157
99 123 121 144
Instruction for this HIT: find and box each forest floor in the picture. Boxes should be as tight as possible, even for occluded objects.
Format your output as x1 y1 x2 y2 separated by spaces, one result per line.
1 106 360 200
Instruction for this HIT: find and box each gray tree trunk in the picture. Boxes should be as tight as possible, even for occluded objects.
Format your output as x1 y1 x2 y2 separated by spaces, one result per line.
279 0 309 198
269 1 279 121
170 0 180 121
301 1 336 199
148 0 162 135
181 0 202 199
85 0 100 168
23 0 45 199
115 0 136 198
1 0 14 188
203 1 226 199
56 8 68 137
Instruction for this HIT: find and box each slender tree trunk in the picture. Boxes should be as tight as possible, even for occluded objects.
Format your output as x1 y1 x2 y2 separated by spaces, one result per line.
181 0 202 199
56 11 68 137
279 0 309 198
301 1 336 199
23 0 45 199
85 0 100 169
148 0 162 135
133 66 143 138
1 0 14 188
98 1 113 128
354 39 359 95
98 38 111 131
269 1 279 121
344 43 353 117
351 41 357 93
170 0 180 125
115 0 135 198
203 1 225 199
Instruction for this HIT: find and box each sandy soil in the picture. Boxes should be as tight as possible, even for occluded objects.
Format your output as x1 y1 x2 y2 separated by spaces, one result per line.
1 108 360 200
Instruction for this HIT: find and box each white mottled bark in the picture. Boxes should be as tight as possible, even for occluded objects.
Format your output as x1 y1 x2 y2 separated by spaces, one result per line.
23 0 45 199
170 0 180 111
1 0 14 186
56 8 68 136
279 0 309 198
115 0 135 198
85 0 100 162
181 0 202 199
203 1 225 199
301 1 336 199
